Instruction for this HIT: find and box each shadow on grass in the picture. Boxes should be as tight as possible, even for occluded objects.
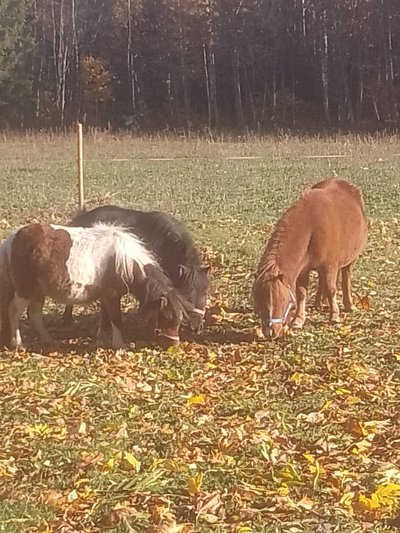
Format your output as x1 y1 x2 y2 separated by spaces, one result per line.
2 308 261 356
2 310 168 356
1 305 339 356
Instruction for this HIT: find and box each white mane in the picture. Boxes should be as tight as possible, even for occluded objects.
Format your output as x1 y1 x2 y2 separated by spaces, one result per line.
96 223 157 282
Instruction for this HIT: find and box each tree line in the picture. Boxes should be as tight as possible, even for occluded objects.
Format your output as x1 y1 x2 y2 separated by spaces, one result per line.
1 0 399 132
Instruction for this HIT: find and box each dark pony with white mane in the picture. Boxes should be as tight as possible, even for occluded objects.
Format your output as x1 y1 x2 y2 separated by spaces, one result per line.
0 223 193 349
253 178 368 339
64 205 210 332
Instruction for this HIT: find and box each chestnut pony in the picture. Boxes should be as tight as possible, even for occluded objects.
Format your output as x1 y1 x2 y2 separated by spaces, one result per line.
253 178 368 339
0 223 192 349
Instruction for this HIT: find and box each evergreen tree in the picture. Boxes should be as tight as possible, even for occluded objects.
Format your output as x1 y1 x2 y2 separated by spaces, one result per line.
0 0 35 126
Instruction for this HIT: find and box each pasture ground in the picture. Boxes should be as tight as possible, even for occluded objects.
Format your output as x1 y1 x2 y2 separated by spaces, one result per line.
0 132 399 532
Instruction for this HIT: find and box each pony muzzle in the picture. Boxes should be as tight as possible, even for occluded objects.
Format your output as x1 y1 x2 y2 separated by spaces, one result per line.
263 321 284 340
155 329 180 347
185 307 206 333
263 301 295 340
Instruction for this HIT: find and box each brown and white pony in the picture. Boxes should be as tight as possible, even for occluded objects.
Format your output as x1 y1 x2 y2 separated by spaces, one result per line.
0 223 193 349
253 178 368 339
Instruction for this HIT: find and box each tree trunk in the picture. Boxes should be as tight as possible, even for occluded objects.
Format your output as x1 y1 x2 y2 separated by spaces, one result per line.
51 0 68 125
178 0 190 129
232 45 244 128
203 42 218 128
127 0 136 114
71 0 79 121
320 6 330 125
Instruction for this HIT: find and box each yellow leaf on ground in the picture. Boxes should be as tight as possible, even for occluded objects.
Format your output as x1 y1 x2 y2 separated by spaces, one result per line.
153 459 183 472
281 464 302 482
104 457 114 471
288 372 304 384
355 483 400 515
375 483 400 506
187 472 203 496
187 394 206 405
123 451 141 472
344 395 362 405
357 493 380 511
340 491 355 507
351 434 375 455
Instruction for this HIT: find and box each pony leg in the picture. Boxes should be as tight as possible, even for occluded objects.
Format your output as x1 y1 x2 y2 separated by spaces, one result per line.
8 294 30 349
96 302 112 342
314 277 324 309
315 270 341 309
342 263 356 312
27 298 54 345
292 271 310 329
322 268 341 323
314 272 328 309
63 305 73 325
0 284 13 347
101 296 125 349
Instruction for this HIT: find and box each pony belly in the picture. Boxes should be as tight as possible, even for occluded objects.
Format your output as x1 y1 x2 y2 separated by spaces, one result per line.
68 282 100 304
54 282 100 305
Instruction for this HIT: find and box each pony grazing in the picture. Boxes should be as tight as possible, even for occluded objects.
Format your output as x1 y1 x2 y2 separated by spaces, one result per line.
64 205 210 333
0 223 192 349
253 178 368 339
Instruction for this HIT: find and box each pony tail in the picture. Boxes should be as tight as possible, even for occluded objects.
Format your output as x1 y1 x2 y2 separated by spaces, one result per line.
0 244 13 347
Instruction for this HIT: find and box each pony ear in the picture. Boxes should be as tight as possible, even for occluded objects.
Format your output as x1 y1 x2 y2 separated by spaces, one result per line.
159 294 168 309
202 265 211 274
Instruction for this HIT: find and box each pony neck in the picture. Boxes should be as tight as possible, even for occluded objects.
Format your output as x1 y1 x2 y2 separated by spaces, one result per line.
137 264 174 305
262 210 310 286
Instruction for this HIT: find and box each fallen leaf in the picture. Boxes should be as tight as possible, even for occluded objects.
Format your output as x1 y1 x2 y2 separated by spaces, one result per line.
187 472 203 496
187 394 206 405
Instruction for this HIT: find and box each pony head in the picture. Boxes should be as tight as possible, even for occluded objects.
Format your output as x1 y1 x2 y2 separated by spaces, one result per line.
253 272 296 340
176 264 210 333
141 289 192 348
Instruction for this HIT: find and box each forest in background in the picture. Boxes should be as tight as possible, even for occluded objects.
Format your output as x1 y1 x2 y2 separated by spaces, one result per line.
1 0 400 132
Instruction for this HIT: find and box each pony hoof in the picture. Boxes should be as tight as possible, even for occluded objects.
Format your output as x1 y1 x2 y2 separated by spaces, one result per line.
330 317 341 325
291 318 304 330
97 328 111 342
344 305 357 313
12 344 26 352
112 344 128 351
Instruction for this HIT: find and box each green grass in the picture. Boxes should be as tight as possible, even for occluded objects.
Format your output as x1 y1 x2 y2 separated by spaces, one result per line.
0 132 399 532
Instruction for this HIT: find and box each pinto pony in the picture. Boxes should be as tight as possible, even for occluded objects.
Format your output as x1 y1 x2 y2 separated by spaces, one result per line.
64 206 210 333
253 178 368 339
0 223 192 349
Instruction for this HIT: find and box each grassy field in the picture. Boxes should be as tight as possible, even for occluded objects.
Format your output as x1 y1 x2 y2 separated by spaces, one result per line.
0 132 399 532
